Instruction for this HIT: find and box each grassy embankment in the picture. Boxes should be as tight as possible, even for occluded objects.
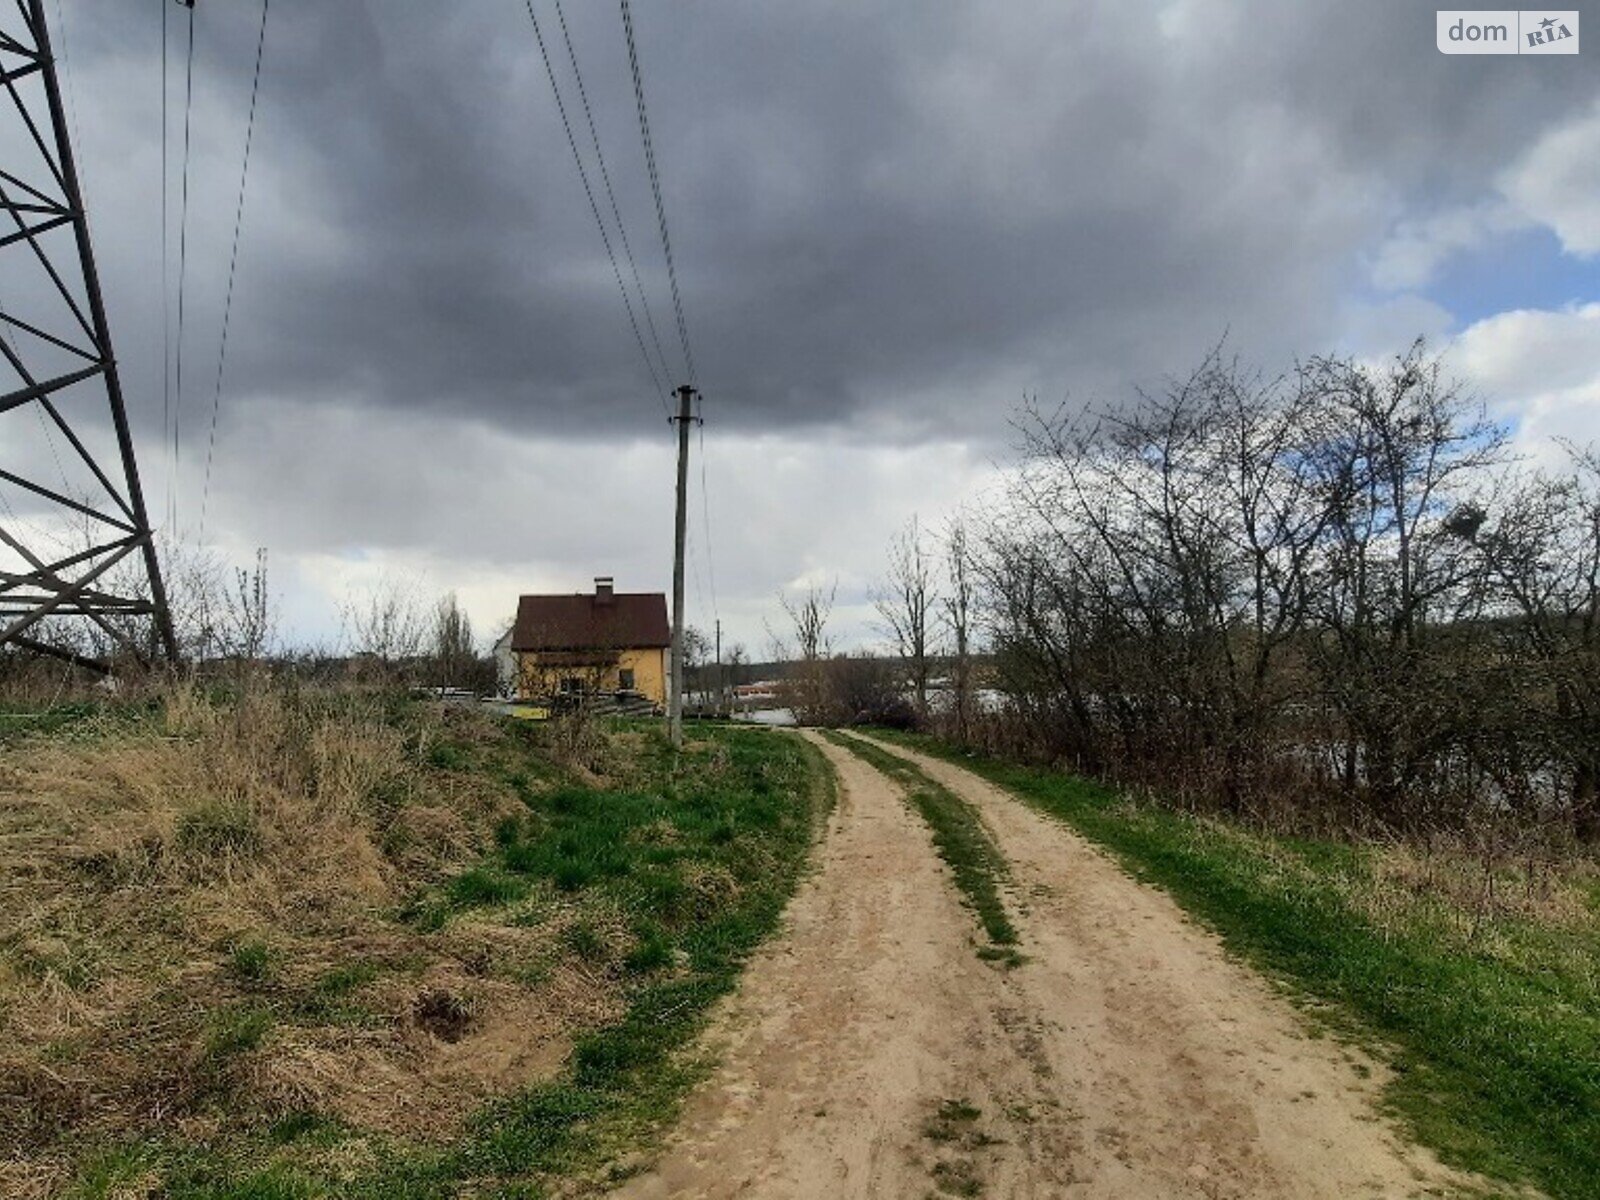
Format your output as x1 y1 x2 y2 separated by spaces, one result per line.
0 687 830 1199
821 730 1018 963
867 727 1600 1200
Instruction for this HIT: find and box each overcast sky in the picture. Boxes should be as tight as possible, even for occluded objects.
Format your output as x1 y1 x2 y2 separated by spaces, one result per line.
7 1 1600 654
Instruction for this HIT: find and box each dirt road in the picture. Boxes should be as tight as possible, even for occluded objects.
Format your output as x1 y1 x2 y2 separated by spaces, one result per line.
613 732 1483 1199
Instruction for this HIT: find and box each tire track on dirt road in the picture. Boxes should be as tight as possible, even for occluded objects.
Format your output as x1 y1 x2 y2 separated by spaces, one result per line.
612 731 1074 1198
612 730 1494 1198
850 732 1498 1199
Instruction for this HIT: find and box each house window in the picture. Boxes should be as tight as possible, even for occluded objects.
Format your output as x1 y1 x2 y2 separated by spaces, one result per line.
619 668 636 691
560 676 583 694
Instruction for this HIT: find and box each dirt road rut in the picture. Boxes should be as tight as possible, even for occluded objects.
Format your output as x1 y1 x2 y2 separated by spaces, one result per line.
613 732 1483 1199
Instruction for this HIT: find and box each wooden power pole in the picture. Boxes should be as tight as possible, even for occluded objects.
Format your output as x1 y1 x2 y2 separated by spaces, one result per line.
669 384 697 747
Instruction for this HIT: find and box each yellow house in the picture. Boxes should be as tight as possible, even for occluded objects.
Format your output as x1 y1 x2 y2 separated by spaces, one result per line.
511 577 670 707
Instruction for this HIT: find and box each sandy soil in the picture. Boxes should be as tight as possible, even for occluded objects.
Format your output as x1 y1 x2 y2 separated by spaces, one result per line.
612 731 1489 1199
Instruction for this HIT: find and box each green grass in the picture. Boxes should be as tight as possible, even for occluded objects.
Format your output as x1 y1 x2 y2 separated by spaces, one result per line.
868 727 1600 1200
823 730 1018 957
76 719 834 1199
203 1003 274 1062
226 940 274 985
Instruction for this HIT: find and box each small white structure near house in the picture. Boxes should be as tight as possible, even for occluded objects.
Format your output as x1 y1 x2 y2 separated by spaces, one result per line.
492 625 516 698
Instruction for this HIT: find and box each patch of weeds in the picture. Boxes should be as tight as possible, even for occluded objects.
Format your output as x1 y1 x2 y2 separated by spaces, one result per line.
41 1034 85 1064
560 919 611 963
426 741 470 771
292 959 385 1025
204 1003 274 1061
0 701 107 747
70 1140 160 1199
623 926 675 974
824 731 1018 955
553 859 594 892
401 865 530 929
931 1158 983 1197
494 815 523 849
365 774 412 816
267 1110 340 1145
938 1099 981 1123
227 940 273 985
503 958 554 988
176 802 261 861
12 935 101 991
924 1097 984 1144
445 867 527 910
975 945 1024 968
314 959 383 998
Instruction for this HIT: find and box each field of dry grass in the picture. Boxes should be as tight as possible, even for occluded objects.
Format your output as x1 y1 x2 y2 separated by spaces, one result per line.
0 684 826 1198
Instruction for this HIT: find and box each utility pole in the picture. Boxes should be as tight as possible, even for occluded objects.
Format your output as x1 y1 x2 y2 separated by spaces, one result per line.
668 384 697 747
714 617 722 718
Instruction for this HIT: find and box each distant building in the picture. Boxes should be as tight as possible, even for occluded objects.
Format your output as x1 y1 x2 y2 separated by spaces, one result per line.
492 626 517 697
509 577 670 706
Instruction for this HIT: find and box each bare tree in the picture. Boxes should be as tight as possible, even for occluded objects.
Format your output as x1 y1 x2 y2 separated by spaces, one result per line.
1301 343 1506 826
1470 446 1600 838
219 548 275 665
725 641 749 688
875 515 938 721
942 516 976 741
430 592 476 689
682 624 711 704
344 577 427 674
778 580 836 724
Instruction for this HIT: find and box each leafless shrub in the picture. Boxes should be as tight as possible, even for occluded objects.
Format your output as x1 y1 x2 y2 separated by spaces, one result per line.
343 577 428 681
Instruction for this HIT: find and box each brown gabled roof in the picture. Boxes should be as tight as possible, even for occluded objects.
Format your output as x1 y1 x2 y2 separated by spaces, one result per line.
510 592 669 652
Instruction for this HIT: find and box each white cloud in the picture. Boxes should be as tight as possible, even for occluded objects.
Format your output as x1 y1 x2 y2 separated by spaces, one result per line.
1369 202 1527 292
1500 98 1600 258
1451 303 1600 467
1368 99 1600 294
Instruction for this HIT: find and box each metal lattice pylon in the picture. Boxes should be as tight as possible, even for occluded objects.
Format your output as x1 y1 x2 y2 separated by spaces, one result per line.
0 0 176 672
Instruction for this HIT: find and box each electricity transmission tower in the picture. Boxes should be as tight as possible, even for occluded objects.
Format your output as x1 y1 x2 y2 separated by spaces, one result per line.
0 1 177 671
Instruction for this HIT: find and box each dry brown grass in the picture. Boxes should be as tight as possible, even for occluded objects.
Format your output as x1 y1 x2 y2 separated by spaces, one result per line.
1363 838 1596 929
0 683 614 1172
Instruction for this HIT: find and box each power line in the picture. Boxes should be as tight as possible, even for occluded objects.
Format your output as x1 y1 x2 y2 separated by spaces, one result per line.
200 0 271 544
160 0 170 531
170 1 195 534
696 402 719 628
552 0 674 396
520 0 668 413
48 0 89 209
619 0 695 386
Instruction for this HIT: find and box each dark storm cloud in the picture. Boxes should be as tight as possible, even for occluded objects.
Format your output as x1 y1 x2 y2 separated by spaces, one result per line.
65 0 1600 449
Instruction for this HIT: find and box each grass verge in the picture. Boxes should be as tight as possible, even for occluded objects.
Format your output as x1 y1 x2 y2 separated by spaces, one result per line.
0 688 831 1199
867 727 1600 1200
822 730 1018 959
